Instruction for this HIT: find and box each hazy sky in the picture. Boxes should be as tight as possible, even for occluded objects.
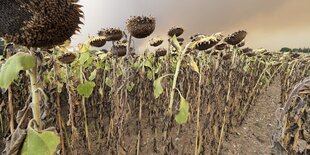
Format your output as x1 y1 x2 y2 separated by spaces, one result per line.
73 0 310 51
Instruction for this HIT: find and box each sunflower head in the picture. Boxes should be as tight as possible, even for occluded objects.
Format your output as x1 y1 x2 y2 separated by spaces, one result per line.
126 16 156 39
58 52 77 64
241 47 253 54
2 0 84 48
89 36 106 47
155 48 167 57
224 30 247 45
98 28 123 41
193 33 223 51
215 43 227 51
150 37 163 47
111 44 126 57
168 27 184 37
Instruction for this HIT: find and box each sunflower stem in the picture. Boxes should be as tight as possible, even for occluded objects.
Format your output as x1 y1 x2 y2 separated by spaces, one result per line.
28 50 41 130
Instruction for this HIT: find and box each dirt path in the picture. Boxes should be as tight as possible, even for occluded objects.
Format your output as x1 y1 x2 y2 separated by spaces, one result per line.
221 79 281 155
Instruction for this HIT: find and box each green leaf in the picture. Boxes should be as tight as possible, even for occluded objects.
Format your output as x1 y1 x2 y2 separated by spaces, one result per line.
89 69 97 81
79 52 90 65
84 57 94 67
21 127 60 155
0 52 36 90
147 70 153 80
153 77 164 98
77 81 96 97
104 63 111 71
307 70 310 76
78 42 90 53
105 77 112 88
126 82 135 92
175 94 190 124
98 53 108 60
189 55 200 74
145 59 153 69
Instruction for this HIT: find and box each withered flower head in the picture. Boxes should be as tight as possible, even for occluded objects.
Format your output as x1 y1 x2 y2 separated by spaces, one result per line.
215 43 227 50
89 37 106 47
0 0 83 48
262 51 272 56
222 53 232 60
58 52 77 64
241 47 253 53
291 53 300 58
245 52 256 57
101 49 108 53
224 30 247 45
177 37 185 43
98 28 123 41
193 33 223 51
190 34 205 42
150 37 163 47
155 48 167 57
126 16 156 39
111 44 127 57
168 27 184 37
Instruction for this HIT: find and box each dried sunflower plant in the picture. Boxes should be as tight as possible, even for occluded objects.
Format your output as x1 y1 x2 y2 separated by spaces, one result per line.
0 5 309 155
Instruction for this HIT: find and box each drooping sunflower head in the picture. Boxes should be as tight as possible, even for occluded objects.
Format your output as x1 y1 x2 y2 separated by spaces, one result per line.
126 16 156 39
2 0 84 48
98 28 123 41
58 52 77 64
224 30 247 45
193 33 223 51
168 27 184 37
150 37 163 47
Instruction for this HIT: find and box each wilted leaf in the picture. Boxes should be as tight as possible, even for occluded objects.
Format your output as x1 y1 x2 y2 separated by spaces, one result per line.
21 127 60 155
104 63 111 71
79 52 90 65
0 52 36 90
4 128 26 155
98 53 108 60
153 77 164 98
79 42 90 53
189 55 200 74
77 81 96 97
147 70 153 80
105 77 112 88
126 82 135 92
89 69 97 81
175 94 190 124
145 59 153 69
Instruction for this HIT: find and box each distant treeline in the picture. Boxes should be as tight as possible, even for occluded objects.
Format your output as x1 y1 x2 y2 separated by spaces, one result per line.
280 47 310 53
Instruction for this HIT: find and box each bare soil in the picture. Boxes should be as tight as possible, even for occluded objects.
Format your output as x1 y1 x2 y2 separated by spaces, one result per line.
221 79 281 155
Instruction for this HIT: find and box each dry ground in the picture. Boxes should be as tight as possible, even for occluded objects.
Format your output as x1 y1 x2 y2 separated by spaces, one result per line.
221 79 281 155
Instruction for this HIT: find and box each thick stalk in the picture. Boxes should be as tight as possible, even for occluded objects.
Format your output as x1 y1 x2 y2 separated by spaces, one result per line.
54 57 65 154
80 66 91 152
6 48 14 134
8 87 14 134
217 107 227 155
28 52 41 130
194 75 202 155
168 44 190 115
136 95 143 155
126 34 132 56
66 64 75 128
